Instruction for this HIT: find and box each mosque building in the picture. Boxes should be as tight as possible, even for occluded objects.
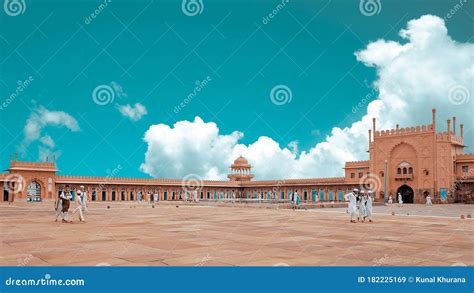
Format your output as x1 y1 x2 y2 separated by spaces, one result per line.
1 109 473 204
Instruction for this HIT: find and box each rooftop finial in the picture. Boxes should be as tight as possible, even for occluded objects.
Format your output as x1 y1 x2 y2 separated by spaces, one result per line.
453 116 456 135
447 119 451 139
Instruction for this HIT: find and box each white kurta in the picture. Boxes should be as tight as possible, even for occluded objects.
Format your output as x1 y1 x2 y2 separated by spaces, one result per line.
72 190 85 221
366 196 373 220
425 196 432 205
359 196 367 220
398 194 403 207
345 192 357 220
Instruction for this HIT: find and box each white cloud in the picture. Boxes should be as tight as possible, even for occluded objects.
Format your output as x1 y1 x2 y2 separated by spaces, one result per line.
140 15 473 180
117 103 147 121
20 105 80 160
39 135 55 148
140 117 242 179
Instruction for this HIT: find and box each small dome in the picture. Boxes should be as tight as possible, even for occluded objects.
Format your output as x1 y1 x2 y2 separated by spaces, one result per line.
233 156 248 165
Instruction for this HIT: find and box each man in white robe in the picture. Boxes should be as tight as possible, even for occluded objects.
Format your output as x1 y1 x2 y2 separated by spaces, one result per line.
425 194 432 205
345 188 358 223
294 190 300 208
72 185 86 223
54 192 63 221
398 192 403 207
366 192 373 222
193 190 198 202
359 190 367 222
81 186 89 213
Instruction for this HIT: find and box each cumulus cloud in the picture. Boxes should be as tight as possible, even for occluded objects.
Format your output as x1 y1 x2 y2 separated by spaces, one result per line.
117 103 147 121
20 105 80 160
141 15 473 180
140 117 242 179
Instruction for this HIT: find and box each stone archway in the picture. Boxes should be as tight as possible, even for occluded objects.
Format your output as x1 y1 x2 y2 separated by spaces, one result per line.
397 184 414 203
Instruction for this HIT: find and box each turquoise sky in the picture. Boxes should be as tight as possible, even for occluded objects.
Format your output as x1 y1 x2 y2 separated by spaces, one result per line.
1 0 473 177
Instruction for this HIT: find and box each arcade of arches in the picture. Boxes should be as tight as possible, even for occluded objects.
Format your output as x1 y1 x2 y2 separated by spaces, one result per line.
1 110 474 204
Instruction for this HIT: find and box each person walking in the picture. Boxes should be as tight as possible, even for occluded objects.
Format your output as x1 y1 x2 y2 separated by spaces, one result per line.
359 190 367 222
425 194 432 206
72 185 86 223
193 189 198 203
366 192 374 222
388 193 393 206
59 185 72 223
345 188 358 223
293 189 300 210
398 192 403 207
54 190 63 222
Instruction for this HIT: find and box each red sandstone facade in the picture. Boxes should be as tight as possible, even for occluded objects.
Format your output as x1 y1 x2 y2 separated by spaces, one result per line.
1 109 473 204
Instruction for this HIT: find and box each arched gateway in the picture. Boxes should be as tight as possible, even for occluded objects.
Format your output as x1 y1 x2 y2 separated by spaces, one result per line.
26 181 41 202
397 184 414 204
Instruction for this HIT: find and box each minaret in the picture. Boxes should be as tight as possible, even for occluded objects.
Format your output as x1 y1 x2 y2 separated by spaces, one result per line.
432 108 436 131
447 119 451 140
460 124 464 138
453 116 456 135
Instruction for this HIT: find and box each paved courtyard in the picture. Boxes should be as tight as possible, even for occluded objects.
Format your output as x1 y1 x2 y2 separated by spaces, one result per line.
0 202 472 266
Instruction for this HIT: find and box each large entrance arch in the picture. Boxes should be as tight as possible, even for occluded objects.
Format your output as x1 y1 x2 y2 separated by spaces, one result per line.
26 181 42 202
397 184 414 204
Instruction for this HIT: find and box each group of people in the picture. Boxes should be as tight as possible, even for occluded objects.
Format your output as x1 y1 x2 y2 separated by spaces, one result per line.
345 188 374 223
290 190 301 209
55 184 88 223
387 192 432 206
137 191 160 204
387 193 404 207
137 190 203 204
